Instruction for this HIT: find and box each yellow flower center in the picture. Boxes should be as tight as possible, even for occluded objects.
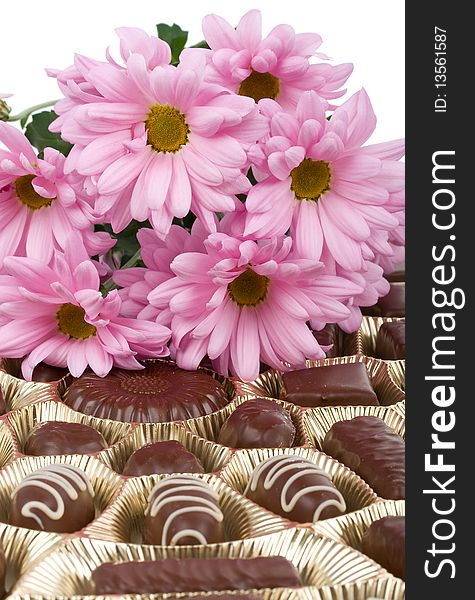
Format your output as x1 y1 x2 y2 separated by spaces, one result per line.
14 175 55 210
56 304 97 339
238 70 281 103
145 104 190 153
290 158 332 202
228 268 270 307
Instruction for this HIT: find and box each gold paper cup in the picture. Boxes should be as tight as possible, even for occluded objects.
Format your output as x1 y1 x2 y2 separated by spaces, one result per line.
84 472 288 544
0 420 18 469
220 447 378 521
183 396 309 448
0 522 62 597
98 422 233 475
387 360 405 391
0 454 123 534
302 405 405 451
0 363 60 413
5 400 134 457
300 578 405 600
343 316 405 359
313 500 405 550
10 527 388 596
234 356 404 410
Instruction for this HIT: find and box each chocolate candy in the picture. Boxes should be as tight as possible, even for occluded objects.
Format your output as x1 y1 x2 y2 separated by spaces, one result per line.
92 556 302 594
9 464 95 533
0 387 6 415
362 516 405 579
323 416 405 499
386 270 405 282
363 282 405 317
24 422 107 456
375 321 405 360
312 323 340 357
217 398 296 448
122 441 204 476
65 362 228 423
31 363 69 382
282 362 379 408
245 455 346 523
143 475 224 545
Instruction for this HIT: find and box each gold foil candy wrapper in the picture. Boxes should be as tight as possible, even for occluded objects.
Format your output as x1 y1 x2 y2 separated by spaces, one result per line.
98 421 233 475
387 361 405 392
312 499 405 550
183 396 310 448
0 420 18 469
10 527 388 597
84 472 288 544
0 360 60 413
1 521 62 596
5 400 134 457
302 405 405 451
220 447 378 520
343 317 405 359
300 578 404 600
234 356 404 411
0 454 122 535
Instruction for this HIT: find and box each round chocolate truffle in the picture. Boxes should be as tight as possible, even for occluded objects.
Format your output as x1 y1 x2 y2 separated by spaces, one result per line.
217 399 296 448
9 464 95 533
24 421 107 456
65 363 228 423
143 475 225 545
245 455 346 523
123 441 205 476
31 363 69 382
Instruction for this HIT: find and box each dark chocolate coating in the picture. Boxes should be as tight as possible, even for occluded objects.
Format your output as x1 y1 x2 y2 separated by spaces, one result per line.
65 362 228 423
122 441 204 476
92 557 302 594
375 321 406 360
9 464 95 533
323 416 405 499
143 475 225 545
245 455 346 523
217 398 296 448
362 516 405 579
0 387 6 415
282 362 379 407
24 421 107 456
363 282 405 317
386 270 405 282
0 541 5 598
312 324 340 357
31 363 69 382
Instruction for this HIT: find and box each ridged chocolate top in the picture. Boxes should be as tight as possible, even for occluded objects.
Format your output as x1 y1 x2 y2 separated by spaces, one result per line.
93 557 302 594
323 416 405 499
65 362 228 423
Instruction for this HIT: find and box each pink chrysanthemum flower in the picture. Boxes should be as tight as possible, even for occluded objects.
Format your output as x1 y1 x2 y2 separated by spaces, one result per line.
245 89 405 271
53 37 267 236
0 233 170 379
0 123 114 267
148 232 362 381
192 10 353 109
113 222 207 325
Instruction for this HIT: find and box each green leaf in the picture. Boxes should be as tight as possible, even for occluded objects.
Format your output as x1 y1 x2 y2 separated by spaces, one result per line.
156 23 188 63
25 111 73 156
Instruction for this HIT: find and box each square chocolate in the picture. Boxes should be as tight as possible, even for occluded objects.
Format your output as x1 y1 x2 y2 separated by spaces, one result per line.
281 362 379 407
375 321 405 359
363 282 405 317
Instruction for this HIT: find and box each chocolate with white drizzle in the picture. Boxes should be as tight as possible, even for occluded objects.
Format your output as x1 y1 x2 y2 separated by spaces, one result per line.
143 475 225 545
9 464 95 533
245 455 346 523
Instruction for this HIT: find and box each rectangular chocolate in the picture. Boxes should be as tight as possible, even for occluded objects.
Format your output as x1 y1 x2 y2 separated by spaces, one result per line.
363 282 405 317
312 324 341 358
362 515 405 579
323 416 405 499
93 556 302 594
375 321 405 359
282 362 379 408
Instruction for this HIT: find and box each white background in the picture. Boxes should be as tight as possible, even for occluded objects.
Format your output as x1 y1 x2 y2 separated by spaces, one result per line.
1 0 404 143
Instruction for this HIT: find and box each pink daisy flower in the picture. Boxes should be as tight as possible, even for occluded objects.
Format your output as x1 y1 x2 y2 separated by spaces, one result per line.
113 222 208 325
53 40 267 237
192 10 353 109
245 89 405 271
148 232 362 381
0 123 114 268
0 233 170 380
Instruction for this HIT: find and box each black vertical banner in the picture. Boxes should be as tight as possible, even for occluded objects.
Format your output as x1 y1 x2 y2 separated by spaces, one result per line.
406 3 471 599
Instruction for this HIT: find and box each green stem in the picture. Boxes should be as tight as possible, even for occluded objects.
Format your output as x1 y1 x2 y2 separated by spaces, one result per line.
102 248 142 294
7 100 59 125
